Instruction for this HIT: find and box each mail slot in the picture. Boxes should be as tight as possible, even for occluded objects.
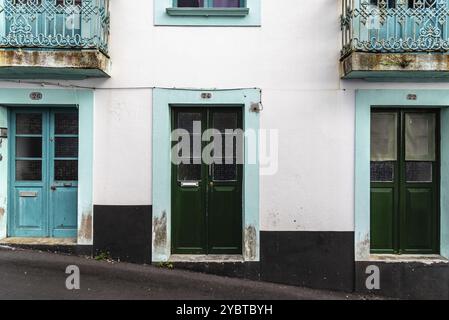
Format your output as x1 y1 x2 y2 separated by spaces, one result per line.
19 191 38 198
180 181 199 188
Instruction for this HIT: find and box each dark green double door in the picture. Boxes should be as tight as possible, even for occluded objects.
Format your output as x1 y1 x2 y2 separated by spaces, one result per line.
171 107 243 255
371 109 439 254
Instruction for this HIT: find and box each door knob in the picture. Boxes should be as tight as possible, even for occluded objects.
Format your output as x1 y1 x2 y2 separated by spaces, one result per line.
51 186 57 191
209 181 214 187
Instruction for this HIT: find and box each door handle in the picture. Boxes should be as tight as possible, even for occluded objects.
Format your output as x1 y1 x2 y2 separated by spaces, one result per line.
51 186 57 191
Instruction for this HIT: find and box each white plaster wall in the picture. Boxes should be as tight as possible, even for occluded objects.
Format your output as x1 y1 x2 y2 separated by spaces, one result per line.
87 0 354 231
93 89 152 205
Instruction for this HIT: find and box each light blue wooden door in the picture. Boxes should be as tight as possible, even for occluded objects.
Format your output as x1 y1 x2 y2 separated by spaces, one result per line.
49 110 78 237
9 108 78 238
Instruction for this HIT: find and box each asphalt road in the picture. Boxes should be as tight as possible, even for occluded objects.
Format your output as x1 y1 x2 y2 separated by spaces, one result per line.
0 246 370 300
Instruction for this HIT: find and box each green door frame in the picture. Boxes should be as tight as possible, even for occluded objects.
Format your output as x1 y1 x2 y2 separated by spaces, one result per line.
355 89 449 261
152 88 261 262
0 88 93 245
171 106 243 255
370 108 440 254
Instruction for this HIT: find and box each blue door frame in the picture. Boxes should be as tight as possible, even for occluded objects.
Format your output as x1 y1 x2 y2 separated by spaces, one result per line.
8 107 79 238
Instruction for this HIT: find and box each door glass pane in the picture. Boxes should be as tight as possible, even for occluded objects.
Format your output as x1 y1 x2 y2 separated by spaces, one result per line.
178 112 202 134
213 0 241 8
16 113 42 135
371 161 394 182
213 112 238 132
16 137 42 158
213 163 237 181
55 160 78 181
178 163 201 181
371 113 397 161
55 113 79 135
55 137 79 158
177 0 204 7
406 162 433 183
16 160 42 181
405 113 436 161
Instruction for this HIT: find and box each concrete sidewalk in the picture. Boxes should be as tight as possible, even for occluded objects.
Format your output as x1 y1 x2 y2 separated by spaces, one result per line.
0 247 377 300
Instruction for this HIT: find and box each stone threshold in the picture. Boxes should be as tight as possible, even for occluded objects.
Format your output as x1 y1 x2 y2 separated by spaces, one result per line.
169 255 244 263
368 254 449 264
0 237 77 246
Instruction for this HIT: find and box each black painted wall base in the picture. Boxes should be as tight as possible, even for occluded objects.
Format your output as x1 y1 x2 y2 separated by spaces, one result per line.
93 205 152 264
171 262 261 282
170 231 355 293
260 231 355 292
356 261 449 300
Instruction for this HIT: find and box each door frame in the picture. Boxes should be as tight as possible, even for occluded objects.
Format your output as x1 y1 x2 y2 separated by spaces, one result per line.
355 89 449 261
152 88 261 262
0 88 94 245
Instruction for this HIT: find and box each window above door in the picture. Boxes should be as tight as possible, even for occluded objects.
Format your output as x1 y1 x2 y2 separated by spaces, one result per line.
154 0 261 26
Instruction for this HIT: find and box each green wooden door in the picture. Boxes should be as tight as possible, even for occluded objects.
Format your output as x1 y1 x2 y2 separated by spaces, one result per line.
370 109 440 254
171 107 243 255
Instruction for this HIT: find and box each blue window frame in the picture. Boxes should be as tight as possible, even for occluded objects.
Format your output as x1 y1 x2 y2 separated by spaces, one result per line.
154 0 261 26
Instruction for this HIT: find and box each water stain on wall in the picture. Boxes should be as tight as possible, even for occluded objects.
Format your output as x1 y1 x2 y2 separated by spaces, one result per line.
78 213 92 241
244 225 257 260
153 211 167 250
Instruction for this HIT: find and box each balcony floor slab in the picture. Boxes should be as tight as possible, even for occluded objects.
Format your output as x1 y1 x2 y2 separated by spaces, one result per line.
341 52 449 82
0 49 110 80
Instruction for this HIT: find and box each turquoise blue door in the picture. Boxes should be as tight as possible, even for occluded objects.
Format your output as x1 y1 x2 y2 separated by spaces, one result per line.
9 108 79 238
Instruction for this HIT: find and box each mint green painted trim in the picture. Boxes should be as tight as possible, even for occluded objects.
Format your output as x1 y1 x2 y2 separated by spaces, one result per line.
152 88 261 262
166 8 249 17
355 89 449 260
0 88 94 244
155 0 261 26
0 106 8 239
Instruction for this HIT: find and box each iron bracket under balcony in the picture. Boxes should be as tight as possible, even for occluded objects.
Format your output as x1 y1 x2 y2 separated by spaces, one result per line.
341 0 449 81
0 0 110 80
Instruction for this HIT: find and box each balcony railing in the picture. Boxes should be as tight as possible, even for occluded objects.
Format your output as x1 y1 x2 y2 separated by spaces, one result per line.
0 0 110 54
341 0 449 57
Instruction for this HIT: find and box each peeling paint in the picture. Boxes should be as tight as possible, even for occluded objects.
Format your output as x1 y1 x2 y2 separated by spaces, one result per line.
0 49 110 79
244 225 257 260
356 232 371 261
78 213 93 241
0 208 4 219
341 52 449 79
153 211 167 250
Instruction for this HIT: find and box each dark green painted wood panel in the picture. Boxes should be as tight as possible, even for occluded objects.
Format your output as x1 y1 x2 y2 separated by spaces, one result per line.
171 107 243 255
370 188 395 253
371 109 440 254
403 188 437 253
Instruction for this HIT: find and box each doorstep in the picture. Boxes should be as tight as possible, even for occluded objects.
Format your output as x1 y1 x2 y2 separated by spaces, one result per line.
169 255 244 263
368 254 449 265
0 237 77 246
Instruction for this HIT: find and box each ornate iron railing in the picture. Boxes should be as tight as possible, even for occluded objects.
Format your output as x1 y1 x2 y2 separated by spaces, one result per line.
0 0 110 54
341 0 449 57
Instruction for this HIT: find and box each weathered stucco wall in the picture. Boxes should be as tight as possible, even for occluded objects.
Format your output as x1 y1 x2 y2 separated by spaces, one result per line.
4 0 449 236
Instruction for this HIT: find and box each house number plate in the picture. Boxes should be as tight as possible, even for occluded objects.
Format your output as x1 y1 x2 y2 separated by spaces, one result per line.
30 92 43 101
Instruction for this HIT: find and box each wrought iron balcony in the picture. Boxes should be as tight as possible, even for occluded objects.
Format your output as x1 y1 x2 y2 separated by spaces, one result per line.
341 0 449 80
0 0 110 79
